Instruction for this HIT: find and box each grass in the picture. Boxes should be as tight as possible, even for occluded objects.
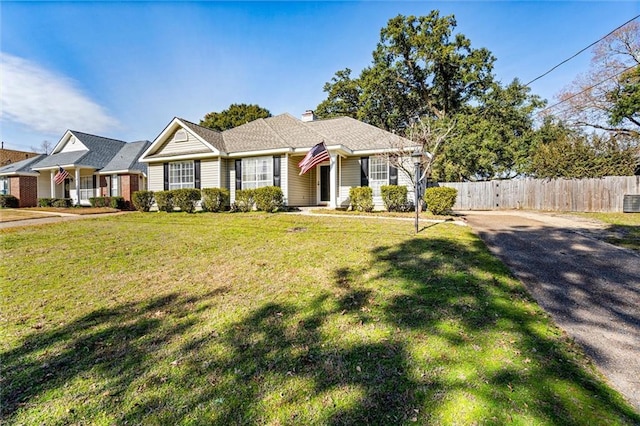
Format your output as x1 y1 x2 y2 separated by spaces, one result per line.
0 209 60 222
572 212 640 252
1 213 638 425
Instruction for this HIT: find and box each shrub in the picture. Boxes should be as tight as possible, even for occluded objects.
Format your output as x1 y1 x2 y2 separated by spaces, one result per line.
52 198 72 208
110 196 126 210
201 188 229 212
172 188 201 213
381 185 412 212
349 186 374 212
0 194 19 208
132 190 155 212
254 186 284 212
38 198 54 207
423 186 458 215
89 197 108 208
155 191 175 212
233 189 256 212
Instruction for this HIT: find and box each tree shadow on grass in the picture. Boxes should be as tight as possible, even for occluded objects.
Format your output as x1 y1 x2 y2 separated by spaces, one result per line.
3 233 639 424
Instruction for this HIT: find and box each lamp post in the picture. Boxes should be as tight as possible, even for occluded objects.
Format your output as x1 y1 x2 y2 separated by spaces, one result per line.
411 148 422 234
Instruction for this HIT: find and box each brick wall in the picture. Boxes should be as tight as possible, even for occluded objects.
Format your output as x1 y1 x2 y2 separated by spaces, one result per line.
120 174 140 202
9 176 38 207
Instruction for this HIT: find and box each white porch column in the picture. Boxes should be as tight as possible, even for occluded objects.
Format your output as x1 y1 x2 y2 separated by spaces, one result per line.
329 152 337 208
75 168 81 205
50 171 55 198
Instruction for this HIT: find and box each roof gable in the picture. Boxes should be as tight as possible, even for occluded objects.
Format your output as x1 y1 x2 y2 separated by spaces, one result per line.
140 118 224 161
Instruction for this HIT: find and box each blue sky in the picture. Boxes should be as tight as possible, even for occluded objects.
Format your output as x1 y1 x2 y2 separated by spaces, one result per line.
1 1 638 152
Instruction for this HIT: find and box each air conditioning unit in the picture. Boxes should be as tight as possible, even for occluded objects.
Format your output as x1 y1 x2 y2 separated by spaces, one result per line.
623 194 640 213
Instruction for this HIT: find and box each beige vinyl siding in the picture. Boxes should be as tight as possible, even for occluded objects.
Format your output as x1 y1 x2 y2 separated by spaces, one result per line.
338 157 361 208
287 156 315 206
155 127 212 157
200 159 219 188
148 163 164 192
220 158 229 191
38 171 52 198
229 161 237 203
397 157 415 203
60 135 87 153
280 155 288 205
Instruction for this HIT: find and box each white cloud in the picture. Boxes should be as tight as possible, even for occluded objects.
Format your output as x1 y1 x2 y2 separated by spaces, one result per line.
0 53 119 135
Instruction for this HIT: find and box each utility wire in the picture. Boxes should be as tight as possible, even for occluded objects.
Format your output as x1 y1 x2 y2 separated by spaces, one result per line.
525 14 639 87
536 64 637 116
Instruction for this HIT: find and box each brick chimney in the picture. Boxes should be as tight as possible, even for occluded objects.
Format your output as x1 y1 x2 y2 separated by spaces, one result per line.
301 110 316 122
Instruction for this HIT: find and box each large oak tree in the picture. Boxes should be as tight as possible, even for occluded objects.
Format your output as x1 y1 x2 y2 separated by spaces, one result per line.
200 104 271 131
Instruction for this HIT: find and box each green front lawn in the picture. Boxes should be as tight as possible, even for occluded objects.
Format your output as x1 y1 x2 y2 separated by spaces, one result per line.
574 212 640 252
1 213 637 425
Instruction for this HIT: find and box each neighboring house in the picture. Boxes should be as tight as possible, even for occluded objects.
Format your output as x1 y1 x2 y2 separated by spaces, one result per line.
2 130 151 207
0 155 45 206
140 111 416 209
0 146 39 166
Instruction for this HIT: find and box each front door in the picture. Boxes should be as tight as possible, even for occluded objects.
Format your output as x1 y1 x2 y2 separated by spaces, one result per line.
319 165 330 203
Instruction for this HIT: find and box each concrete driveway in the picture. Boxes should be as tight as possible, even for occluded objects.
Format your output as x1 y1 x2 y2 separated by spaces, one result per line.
460 210 640 411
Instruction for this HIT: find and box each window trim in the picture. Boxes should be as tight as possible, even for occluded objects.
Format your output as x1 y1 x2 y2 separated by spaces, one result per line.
369 157 389 197
241 156 273 190
168 160 195 190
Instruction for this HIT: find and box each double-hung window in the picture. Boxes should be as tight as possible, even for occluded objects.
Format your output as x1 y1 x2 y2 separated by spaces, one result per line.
242 156 272 189
111 175 120 197
169 161 194 189
79 176 93 201
369 157 388 196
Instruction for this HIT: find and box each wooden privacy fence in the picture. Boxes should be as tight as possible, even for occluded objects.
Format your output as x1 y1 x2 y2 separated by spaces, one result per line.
439 176 640 212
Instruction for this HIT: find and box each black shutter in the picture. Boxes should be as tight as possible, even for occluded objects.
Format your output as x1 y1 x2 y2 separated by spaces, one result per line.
389 165 398 185
235 159 242 190
163 163 169 190
273 156 281 187
360 157 369 187
92 174 97 190
194 160 201 189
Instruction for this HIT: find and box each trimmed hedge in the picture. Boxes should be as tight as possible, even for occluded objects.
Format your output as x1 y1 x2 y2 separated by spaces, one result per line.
201 188 229 212
38 198 55 207
173 188 201 213
154 191 175 212
254 186 284 212
52 198 72 208
232 189 255 212
349 186 374 212
423 186 458 215
89 196 126 209
0 194 19 208
132 190 155 212
381 185 412 212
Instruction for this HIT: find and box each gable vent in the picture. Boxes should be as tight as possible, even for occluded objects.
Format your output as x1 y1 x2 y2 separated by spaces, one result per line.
174 129 188 142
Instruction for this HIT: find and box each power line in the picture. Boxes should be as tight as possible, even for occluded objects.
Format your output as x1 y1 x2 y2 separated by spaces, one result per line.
525 14 639 87
536 64 637 116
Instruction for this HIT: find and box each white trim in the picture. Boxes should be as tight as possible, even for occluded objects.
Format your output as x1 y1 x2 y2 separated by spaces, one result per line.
0 172 40 177
228 147 293 158
97 169 144 175
140 152 219 163
33 164 96 171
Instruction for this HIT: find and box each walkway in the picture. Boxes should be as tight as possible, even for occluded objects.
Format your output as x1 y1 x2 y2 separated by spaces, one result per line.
460 210 640 411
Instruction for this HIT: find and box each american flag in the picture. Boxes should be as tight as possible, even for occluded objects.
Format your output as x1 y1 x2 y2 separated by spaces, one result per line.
54 166 70 185
298 142 330 175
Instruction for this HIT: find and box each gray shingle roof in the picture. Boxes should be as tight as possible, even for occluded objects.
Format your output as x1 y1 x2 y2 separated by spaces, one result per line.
101 140 151 174
219 114 410 154
0 154 45 175
304 117 408 151
180 119 226 152
35 131 127 169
